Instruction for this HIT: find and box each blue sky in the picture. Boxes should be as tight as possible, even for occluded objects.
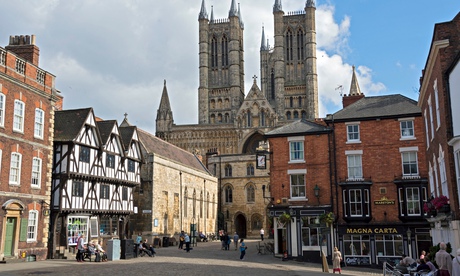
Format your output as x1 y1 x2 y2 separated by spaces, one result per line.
0 0 459 134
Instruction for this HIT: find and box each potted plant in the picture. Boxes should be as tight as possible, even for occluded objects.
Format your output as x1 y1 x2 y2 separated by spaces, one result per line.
319 212 335 226
432 195 450 213
278 213 291 224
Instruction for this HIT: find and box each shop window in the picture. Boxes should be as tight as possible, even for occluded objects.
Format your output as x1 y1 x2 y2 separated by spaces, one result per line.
375 234 403 257
343 234 370 256
67 216 89 245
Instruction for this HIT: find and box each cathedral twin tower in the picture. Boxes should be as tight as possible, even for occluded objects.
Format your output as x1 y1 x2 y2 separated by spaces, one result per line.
156 0 319 155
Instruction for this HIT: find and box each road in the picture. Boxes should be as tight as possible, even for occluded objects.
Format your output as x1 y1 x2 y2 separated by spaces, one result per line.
0 239 382 276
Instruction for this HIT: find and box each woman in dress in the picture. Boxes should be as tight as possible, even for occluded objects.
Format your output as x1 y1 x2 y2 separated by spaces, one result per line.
333 246 342 274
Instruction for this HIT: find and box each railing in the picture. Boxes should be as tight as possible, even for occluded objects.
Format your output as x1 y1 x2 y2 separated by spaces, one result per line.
383 262 404 276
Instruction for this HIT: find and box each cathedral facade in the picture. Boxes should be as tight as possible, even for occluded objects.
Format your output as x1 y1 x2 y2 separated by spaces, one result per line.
155 0 319 238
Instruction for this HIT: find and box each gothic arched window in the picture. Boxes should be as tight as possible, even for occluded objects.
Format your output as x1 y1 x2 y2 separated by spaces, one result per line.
301 111 307 120
286 112 291 120
225 186 233 203
222 35 228 67
297 29 304 60
294 111 299 119
225 164 232 177
211 36 218 68
247 164 254 176
270 68 275 100
286 29 293 61
260 110 266 127
247 111 252 127
247 184 255 202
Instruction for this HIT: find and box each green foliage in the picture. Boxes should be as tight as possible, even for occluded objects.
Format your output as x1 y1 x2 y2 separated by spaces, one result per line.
428 242 453 267
278 213 291 224
319 212 335 224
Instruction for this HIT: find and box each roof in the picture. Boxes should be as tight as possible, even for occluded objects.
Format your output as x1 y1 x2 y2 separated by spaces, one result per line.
265 119 330 137
54 108 93 142
119 126 136 150
137 128 211 174
330 94 421 121
96 120 117 145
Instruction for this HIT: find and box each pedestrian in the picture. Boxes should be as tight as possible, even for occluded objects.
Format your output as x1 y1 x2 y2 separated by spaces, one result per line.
435 242 452 276
184 233 191 252
76 234 87 262
239 238 247 260
452 249 460 276
223 232 229 250
178 230 185 249
260 228 264 241
332 247 342 274
233 232 239 250
143 239 156 256
136 233 142 245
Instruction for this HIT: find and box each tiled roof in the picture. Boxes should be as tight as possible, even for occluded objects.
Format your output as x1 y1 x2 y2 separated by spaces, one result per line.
54 108 92 142
331 94 420 121
119 126 136 150
96 120 117 145
265 119 330 137
137 129 210 174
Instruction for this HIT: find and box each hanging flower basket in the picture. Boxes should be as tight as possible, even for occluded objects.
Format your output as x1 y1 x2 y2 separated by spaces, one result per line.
431 196 449 210
319 212 334 226
278 213 291 225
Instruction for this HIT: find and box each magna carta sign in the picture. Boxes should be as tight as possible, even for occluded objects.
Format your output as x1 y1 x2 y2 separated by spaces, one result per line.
374 196 395 205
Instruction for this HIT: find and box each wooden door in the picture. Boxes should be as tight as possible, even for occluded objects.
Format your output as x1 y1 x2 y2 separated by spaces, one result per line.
4 217 17 256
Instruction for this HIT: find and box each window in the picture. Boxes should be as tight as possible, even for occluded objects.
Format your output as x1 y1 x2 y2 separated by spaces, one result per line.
375 234 403 257
247 185 255 202
399 187 425 216
221 35 228 67
72 181 84 197
346 152 363 180
438 147 448 196
211 37 218 68
36 69 45 84
346 123 360 142
247 164 254 176
100 216 118 236
289 138 304 161
252 215 262 230
15 58 25 74
428 97 434 140
67 216 89 245
286 29 293 61
247 111 251 127
9 152 22 185
290 97 294 107
122 187 128 201
290 174 306 198
301 217 327 246
106 154 115 168
224 186 233 203
286 112 291 120
424 110 430 148
434 79 441 129
297 29 304 60
27 210 38 242
0 49 5 65
128 159 135 172
79 146 90 163
344 234 371 256
294 111 299 119
343 188 370 218
0 93 5 127
400 120 414 138
31 157 42 188
400 149 418 177
100 185 110 199
34 109 45 139
260 110 265 127
224 164 232 177
13 100 25 132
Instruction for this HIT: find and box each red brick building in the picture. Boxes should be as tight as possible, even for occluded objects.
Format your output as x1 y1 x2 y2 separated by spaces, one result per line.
0 35 61 260
418 12 460 253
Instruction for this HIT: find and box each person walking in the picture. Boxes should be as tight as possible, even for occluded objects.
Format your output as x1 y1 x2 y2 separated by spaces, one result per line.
452 249 460 276
76 234 87 262
260 228 265 241
184 233 191 253
332 247 342 274
239 238 246 260
435 242 453 276
233 232 239 250
178 230 185 249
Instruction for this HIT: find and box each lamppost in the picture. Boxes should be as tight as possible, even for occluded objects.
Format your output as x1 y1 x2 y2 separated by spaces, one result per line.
406 228 412 258
314 185 320 205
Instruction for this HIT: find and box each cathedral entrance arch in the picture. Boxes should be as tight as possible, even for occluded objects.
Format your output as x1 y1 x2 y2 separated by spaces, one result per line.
242 132 265 154
235 214 247 238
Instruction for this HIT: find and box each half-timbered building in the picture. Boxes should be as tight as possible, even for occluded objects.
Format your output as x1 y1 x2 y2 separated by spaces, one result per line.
50 108 142 258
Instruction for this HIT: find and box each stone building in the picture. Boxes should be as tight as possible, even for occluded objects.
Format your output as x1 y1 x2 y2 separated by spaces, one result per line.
155 0 319 238
418 11 460 254
131 118 217 242
0 35 61 261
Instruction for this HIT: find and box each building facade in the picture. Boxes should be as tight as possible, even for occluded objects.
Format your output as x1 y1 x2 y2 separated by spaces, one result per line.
418 12 460 254
0 35 61 261
50 108 142 258
155 0 319 238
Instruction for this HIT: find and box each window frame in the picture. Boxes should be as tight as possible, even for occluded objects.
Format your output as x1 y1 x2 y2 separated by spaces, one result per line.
106 154 115 169
100 185 110 200
72 181 84 197
79 146 90 163
247 184 255 203
9 152 22 185
247 163 254 176
288 137 305 163
224 185 233 203
346 150 363 181
27 210 39 242
289 171 306 199
0 92 5 127
342 187 370 219
122 187 128 201
127 159 135 172
31 157 42 188
13 100 25 133
34 108 45 139
400 147 419 177
346 122 360 143
399 118 414 139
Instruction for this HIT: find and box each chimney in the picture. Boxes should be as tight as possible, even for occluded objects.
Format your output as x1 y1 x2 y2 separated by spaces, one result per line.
342 94 365 108
5 35 40 66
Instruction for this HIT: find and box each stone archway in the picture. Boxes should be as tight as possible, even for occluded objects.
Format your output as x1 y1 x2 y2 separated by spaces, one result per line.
234 214 247 238
242 132 265 154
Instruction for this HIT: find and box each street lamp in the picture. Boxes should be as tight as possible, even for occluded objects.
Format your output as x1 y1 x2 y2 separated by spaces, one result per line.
314 185 320 205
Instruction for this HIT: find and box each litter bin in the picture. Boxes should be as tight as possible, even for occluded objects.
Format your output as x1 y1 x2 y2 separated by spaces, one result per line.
162 237 169 247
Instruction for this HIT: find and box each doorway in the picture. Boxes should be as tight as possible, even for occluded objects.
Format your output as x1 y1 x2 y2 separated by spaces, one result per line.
4 217 17 257
235 214 247 238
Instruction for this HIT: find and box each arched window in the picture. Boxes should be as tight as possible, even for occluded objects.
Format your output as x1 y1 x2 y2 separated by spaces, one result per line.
211 36 218 68
247 164 254 176
260 110 265 127
210 114 216 124
225 113 230 123
247 185 255 202
247 111 251 127
301 111 307 120
218 113 222 123
297 29 304 60
222 35 228 67
286 29 293 61
225 164 232 177
286 112 291 120
290 97 294 107
294 111 299 119
184 188 188 217
225 186 233 203
210 99 216 109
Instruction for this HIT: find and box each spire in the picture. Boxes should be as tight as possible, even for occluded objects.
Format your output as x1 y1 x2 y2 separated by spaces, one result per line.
273 0 283 12
306 0 315 8
157 80 173 119
349 66 362 96
260 26 267 51
210 5 214 23
229 0 238 17
238 3 244 29
198 0 208 20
